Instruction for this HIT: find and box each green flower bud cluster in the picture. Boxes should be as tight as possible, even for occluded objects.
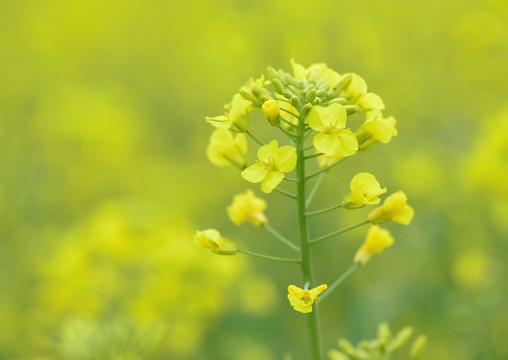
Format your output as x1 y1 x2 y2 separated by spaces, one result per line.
328 322 427 360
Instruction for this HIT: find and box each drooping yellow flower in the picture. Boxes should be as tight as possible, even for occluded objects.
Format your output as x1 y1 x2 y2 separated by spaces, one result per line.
206 129 247 168
317 154 343 170
262 99 281 127
287 284 327 313
194 229 237 255
308 104 358 157
354 225 394 265
206 96 252 132
342 73 385 112
362 111 398 144
241 140 297 193
368 191 414 225
227 190 268 227
342 173 387 209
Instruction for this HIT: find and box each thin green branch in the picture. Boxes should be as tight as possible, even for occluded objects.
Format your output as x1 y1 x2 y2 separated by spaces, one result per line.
274 187 297 199
281 117 298 129
279 126 298 140
274 96 291 103
305 172 325 207
279 107 300 120
310 219 370 246
284 177 299 183
303 144 315 151
319 263 360 302
304 152 324 160
306 158 346 180
238 249 300 263
305 203 342 217
263 224 300 252
246 130 263 146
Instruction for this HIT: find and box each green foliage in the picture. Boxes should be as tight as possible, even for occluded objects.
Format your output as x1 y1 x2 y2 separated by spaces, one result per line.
328 323 426 360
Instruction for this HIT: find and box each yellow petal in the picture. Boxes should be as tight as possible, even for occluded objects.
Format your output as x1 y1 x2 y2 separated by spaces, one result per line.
241 163 269 183
260 171 284 193
335 130 359 157
257 140 279 163
205 115 231 130
309 284 328 299
391 204 415 225
277 146 297 173
358 92 385 111
313 133 342 156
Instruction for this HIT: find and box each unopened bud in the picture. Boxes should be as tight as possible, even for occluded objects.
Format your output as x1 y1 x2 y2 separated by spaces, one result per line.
410 335 427 359
262 99 281 127
252 85 271 99
305 89 316 103
387 327 413 354
328 97 347 105
334 74 353 92
290 96 300 108
239 89 263 107
267 66 278 80
345 105 359 115
271 78 285 94
300 103 313 117
316 89 327 97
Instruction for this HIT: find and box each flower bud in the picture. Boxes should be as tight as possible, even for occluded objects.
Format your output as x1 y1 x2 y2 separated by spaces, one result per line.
194 229 237 255
252 85 271 99
305 88 316 103
271 77 285 94
410 335 427 359
344 104 359 115
368 191 414 225
300 103 313 117
239 88 263 107
327 97 347 105
387 327 413 354
262 99 281 127
266 66 278 80
290 95 300 108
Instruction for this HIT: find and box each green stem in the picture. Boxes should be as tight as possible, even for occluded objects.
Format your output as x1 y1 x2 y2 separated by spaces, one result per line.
310 220 370 246
246 130 263 146
305 172 325 208
319 263 360 302
237 249 300 263
263 224 300 252
306 158 346 180
279 126 298 140
305 203 342 217
284 177 299 183
281 117 298 129
296 113 323 360
274 188 297 199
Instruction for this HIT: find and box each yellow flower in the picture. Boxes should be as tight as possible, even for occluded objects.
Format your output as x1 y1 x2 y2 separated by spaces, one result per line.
241 140 297 193
287 284 327 313
362 111 398 144
342 173 387 209
354 225 394 265
318 154 343 169
206 129 247 169
206 96 252 132
368 191 414 225
308 104 358 157
227 190 268 227
262 99 281 126
342 73 385 112
194 229 237 255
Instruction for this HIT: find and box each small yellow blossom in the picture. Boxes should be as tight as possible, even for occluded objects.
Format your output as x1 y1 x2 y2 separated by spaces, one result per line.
368 191 414 225
227 190 268 227
206 129 247 168
354 225 394 265
287 284 327 313
318 154 343 170
194 229 237 255
342 173 387 209
308 104 358 157
241 140 297 193
362 111 398 144
342 73 385 112
206 96 252 132
262 99 281 126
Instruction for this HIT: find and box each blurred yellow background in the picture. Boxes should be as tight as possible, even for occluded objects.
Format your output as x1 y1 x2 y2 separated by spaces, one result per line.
0 0 507 359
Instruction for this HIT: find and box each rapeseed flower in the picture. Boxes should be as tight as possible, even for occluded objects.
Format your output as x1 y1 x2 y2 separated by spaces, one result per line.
206 96 252 132
361 111 398 144
287 284 328 313
241 140 297 193
227 190 268 227
368 191 414 225
194 229 237 255
262 99 281 126
342 173 387 209
206 129 247 168
354 225 394 265
308 104 358 157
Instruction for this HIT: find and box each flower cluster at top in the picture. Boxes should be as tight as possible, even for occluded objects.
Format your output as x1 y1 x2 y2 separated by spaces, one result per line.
206 59 397 193
197 60 413 315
